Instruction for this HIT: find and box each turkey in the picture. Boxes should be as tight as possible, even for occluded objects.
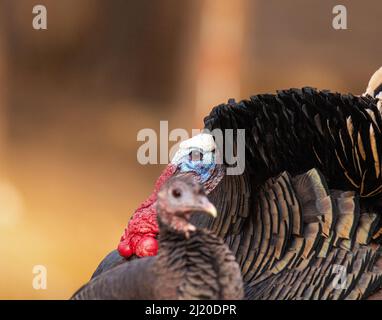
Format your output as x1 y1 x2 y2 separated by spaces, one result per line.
72 176 244 300
92 67 382 299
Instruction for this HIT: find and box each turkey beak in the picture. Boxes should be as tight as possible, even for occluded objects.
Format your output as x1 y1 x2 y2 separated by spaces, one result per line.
195 196 217 218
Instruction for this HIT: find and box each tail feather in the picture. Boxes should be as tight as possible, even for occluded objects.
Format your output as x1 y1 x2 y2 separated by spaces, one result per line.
364 66 382 99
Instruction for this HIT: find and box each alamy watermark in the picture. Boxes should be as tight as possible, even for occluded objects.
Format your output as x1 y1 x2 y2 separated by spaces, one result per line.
332 264 348 290
32 265 47 290
31 4 348 31
32 5 47 30
136 121 246 176
332 5 347 30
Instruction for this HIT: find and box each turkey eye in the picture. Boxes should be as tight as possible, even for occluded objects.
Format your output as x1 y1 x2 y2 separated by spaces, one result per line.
172 188 182 198
189 150 203 161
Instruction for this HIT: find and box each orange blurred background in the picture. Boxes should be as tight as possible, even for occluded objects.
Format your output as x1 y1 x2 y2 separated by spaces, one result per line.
0 0 381 299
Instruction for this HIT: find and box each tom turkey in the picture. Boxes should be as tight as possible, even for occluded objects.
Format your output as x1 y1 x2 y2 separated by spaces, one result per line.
72 176 243 300
92 67 382 300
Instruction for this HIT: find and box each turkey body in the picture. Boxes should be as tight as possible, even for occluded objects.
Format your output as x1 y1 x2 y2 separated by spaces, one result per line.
197 88 382 299
94 86 382 300
73 229 243 300
73 177 243 300
203 169 382 299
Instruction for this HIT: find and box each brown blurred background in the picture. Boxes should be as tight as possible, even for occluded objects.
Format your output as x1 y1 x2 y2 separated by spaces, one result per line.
0 0 381 299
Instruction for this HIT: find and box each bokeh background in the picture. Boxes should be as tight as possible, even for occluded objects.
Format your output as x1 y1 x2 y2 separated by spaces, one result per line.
0 0 381 299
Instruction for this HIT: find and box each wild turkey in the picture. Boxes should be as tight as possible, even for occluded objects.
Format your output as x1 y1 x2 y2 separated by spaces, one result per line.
72 176 243 300
93 67 382 299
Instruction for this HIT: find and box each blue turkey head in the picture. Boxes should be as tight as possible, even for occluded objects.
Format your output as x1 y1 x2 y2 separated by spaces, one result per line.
171 133 225 193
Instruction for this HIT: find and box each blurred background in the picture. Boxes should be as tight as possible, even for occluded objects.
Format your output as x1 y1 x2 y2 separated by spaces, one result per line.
0 0 381 299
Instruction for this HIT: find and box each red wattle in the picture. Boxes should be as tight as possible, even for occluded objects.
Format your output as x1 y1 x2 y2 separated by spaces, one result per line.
136 236 159 257
117 240 133 258
117 164 177 258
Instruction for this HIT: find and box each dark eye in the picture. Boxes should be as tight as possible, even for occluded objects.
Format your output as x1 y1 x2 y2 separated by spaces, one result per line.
189 150 203 161
172 188 182 198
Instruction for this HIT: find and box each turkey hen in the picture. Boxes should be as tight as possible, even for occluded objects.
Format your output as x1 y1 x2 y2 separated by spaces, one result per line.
93 67 382 299
72 176 243 300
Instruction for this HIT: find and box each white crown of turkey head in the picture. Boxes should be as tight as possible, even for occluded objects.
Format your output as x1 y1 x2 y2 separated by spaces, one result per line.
171 133 216 164
364 66 382 99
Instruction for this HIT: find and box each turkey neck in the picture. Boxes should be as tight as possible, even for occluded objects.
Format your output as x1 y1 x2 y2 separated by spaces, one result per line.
154 219 243 300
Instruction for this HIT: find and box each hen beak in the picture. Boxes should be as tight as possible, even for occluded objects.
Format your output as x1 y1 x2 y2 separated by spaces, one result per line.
196 196 217 218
